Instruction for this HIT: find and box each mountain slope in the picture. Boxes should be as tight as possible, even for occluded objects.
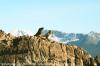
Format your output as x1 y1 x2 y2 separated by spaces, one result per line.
43 30 100 59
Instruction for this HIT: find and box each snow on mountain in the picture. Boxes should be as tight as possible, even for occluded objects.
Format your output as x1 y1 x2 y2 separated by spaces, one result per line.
48 34 61 42
44 30 100 45
10 29 33 36
43 30 80 44
43 30 100 58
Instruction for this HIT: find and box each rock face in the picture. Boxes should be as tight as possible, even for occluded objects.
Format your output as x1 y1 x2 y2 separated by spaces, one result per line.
0 31 99 66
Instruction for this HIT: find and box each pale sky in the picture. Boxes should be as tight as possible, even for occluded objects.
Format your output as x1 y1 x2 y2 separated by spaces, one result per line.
0 0 100 33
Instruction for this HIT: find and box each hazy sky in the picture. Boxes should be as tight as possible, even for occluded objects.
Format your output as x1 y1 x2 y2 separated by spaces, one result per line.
0 0 100 33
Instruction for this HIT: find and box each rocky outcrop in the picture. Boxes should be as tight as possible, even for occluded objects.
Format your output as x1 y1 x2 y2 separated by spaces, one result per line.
0 31 99 66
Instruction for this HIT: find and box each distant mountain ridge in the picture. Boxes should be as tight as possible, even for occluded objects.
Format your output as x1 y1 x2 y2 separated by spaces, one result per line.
42 30 100 58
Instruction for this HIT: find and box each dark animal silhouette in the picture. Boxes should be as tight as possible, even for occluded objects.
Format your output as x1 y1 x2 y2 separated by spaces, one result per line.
34 27 44 36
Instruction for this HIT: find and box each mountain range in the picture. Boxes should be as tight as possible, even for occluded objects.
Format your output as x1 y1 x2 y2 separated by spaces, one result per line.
42 30 100 58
